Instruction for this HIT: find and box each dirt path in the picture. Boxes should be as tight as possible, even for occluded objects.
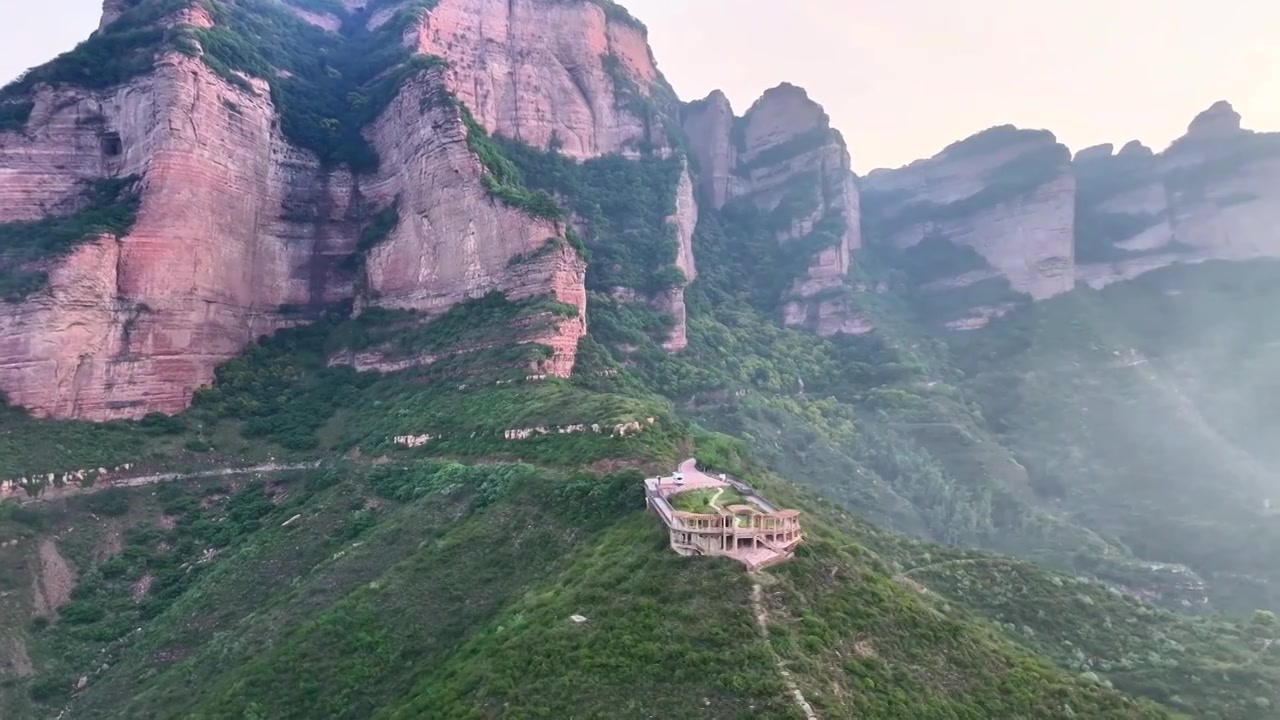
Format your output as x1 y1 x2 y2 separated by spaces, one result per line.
16 462 322 505
751 579 818 720
897 557 989 579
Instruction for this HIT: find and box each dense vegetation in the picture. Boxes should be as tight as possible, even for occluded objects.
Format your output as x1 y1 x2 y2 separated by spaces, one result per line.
2 3 1278 716
459 107 567 221
949 260 1280 616
0 291 671 480
0 0 444 172
0 0 191 97
0 100 33 133
0 176 141 301
498 138 686 294
2 457 1170 718
192 0 445 170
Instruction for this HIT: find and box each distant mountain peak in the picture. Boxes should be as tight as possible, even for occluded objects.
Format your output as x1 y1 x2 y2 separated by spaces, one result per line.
1184 99 1243 140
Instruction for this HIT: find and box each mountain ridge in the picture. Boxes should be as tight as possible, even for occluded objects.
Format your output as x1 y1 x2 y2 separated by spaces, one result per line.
1 1 1279 716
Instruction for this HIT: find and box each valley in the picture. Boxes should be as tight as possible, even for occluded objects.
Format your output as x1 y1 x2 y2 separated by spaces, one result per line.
0 0 1277 716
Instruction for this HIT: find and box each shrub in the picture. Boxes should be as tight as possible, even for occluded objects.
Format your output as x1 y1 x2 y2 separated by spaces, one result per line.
0 176 141 300
84 488 131 517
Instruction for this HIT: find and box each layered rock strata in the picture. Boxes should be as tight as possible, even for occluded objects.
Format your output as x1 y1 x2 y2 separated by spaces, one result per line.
0 0 644 419
413 0 662 159
682 84 866 335
412 0 697 349
0 53 359 419
360 70 586 376
1073 101 1280 289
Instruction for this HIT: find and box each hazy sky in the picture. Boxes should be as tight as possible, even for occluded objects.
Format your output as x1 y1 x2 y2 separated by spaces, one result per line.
5 0 1278 171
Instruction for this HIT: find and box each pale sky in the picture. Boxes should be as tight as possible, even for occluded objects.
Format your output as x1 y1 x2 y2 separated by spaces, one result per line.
4 0 1279 172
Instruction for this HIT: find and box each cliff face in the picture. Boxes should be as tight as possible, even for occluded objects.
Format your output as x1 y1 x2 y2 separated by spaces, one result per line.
414 0 660 159
360 70 586 375
863 127 1076 308
413 0 696 349
1074 102 1280 289
683 84 866 335
0 52 357 419
864 103 1280 327
0 0 620 419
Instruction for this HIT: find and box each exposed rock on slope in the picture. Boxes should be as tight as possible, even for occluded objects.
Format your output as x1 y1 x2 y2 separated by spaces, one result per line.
0 54 356 419
360 71 586 375
413 0 696 350
0 0 627 419
1074 101 1280 289
683 84 866 335
863 126 1076 307
414 0 662 159
865 102 1280 327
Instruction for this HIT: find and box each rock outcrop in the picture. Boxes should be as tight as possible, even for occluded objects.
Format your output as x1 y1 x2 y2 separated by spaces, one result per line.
412 0 695 349
0 1 633 419
1074 101 1280 288
0 53 357 419
413 0 663 159
864 102 1280 325
863 126 1076 309
682 90 736 208
361 69 587 375
683 84 866 335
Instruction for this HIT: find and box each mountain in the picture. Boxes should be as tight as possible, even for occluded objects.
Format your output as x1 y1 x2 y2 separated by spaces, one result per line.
0 0 694 419
682 85 866 335
862 100 1280 329
2 0 1280 717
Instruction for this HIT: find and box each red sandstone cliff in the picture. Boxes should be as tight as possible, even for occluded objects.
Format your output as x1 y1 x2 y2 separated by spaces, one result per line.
412 0 697 349
0 50 362 419
683 84 867 335
414 0 661 159
358 69 586 375
0 0 622 419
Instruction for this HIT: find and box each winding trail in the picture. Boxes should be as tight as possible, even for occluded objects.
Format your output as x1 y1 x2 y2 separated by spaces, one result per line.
897 557 990 579
15 462 321 504
708 487 725 512
751 579 819 720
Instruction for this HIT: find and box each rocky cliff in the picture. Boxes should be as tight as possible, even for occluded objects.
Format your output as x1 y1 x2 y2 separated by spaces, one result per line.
413 0 696 349
862 126 1076 330
1073 101 1280 289
359 68 586 375
0 49 355 419
0 0 636 419
683 84 866 335
413 0 660 159
863 101 1280 327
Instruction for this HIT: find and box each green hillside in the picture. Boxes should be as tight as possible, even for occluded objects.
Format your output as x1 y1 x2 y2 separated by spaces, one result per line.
2 457 1173 719
1 0 1278 716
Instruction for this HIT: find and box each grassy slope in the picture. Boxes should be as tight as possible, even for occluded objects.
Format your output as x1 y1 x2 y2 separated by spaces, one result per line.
743 466 1280 720
0 297 682 487
1 458 1168 719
